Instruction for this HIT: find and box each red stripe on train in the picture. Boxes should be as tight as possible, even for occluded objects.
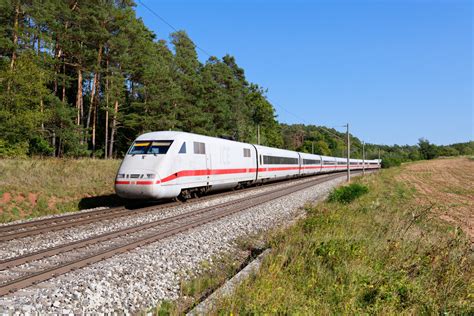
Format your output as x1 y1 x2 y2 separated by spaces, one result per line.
115 180 131 185
117 165 379 185
136 180 154 185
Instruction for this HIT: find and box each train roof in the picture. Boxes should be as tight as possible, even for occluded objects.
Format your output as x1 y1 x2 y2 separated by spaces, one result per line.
135 132 382 163
136 131 187 140
135 131 251 146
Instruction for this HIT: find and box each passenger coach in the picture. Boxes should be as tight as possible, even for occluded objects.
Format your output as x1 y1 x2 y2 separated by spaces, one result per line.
115 131 381 200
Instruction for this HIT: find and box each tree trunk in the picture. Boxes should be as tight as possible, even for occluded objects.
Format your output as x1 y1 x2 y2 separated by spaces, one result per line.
53 38 59 94
92 103 97 156
57 136 62 157
52 131 56 157
104 55 109 159
105 109 109 159
76 68 82 125
86 45 103 154
109 99 118 159
86 45 103 129
62 63 66 102
36 30 45 131
10 1 20 70
40 99 44 130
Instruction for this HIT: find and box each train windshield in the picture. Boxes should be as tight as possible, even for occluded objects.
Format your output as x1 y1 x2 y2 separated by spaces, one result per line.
128 140 173 155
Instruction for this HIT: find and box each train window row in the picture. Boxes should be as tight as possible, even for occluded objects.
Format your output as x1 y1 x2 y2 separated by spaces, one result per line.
193 142 206 155
263 155 299 165
323 160 336 165
303 159 321 165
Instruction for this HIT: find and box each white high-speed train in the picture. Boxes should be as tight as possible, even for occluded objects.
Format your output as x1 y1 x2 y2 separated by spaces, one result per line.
115 131 380 199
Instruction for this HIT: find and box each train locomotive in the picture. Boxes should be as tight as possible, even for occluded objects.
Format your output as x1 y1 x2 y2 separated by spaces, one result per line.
114 131 381 200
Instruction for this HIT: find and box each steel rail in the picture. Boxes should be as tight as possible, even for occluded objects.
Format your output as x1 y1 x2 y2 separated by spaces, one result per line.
0 171 346 242
0 173 340 270
0 206 126 233
0 172 351 297
0 204 173 242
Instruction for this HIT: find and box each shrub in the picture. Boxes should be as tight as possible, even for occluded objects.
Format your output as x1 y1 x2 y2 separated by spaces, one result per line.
0 139 28 158
328 183 369 204
29 136 54 156
381 157 402 168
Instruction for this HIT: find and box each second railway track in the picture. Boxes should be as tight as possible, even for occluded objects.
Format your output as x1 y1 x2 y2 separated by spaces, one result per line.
0 171 360 297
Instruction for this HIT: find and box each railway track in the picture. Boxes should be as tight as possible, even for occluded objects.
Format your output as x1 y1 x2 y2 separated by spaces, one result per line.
0 171 360 297
0 172 345 242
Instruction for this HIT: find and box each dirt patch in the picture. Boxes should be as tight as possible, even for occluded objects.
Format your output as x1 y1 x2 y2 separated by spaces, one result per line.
28 193 38 207
397 157 474 242
1 192 11 204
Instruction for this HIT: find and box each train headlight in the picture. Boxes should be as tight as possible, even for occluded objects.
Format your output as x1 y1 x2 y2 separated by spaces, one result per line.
117 174 125 179
145 174 156 179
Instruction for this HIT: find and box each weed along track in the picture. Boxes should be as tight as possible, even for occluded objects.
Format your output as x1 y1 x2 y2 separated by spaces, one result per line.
0 172 353 297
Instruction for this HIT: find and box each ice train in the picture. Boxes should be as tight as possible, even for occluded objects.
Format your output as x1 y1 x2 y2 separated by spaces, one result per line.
114 131 380 199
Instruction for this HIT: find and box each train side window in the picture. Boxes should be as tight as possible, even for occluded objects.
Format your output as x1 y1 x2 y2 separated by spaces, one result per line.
259 155 262 165
193 142 206 154
243 148 251 157
263 155 298 165
179 142 186 154
303 158 321 165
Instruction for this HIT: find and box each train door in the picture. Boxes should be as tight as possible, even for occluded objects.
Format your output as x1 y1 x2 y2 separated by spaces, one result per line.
298 153 302 176
191 141 208 186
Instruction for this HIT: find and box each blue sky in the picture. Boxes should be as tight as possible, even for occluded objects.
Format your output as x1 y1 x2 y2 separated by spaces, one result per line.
136 0 473 145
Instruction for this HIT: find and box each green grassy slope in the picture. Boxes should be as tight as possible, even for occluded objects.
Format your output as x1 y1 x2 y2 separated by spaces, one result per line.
0 158 121 223
215 160 473 314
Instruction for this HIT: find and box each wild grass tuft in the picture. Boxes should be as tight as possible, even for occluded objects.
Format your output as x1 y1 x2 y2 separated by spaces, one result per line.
328 182 369 204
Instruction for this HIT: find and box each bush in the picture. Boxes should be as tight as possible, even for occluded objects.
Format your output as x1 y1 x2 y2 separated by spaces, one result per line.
0 139 29 158
328 183 369 204
381 157 402 168
29 136 54 156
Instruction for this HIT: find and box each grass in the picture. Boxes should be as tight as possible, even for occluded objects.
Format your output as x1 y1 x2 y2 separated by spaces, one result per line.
328 182 369 204
214 163 473 314
151 235 270 314
0 158 121 223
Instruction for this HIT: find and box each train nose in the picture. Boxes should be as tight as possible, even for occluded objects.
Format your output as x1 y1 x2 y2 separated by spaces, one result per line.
114 170 160 199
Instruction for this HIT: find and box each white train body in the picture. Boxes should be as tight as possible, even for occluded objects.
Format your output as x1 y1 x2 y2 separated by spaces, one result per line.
115 131 381 199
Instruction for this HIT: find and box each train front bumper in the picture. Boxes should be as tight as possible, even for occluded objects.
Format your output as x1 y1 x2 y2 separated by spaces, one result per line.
115 179 159 199
114 171 181 200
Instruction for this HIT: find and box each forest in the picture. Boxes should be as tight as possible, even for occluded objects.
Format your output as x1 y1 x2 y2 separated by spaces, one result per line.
0 0 472 164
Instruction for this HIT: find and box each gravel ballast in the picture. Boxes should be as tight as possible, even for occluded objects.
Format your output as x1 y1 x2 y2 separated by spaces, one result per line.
0 175 347 313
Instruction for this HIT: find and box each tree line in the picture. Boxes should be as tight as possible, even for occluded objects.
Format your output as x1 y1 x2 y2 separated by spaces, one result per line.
0 0 281 158
0 0 472 165
279 125 473 167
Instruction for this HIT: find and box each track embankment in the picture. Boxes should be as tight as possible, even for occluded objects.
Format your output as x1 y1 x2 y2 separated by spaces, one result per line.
0 172 352 314
0 158 121 223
